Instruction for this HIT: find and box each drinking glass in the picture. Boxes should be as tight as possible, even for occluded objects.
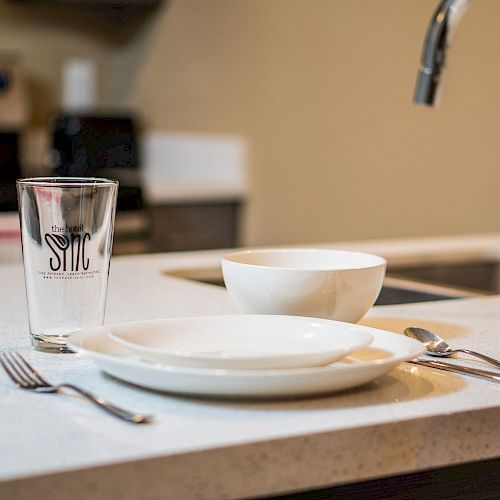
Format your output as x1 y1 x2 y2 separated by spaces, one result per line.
17 177 118 352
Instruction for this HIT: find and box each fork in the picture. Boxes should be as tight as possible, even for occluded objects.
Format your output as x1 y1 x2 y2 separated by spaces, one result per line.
0 351 153 424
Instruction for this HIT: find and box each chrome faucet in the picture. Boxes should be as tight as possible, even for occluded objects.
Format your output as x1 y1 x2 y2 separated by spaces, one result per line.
414 0 473 106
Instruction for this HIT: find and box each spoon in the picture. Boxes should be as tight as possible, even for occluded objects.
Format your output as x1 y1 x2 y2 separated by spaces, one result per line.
404 327 500 369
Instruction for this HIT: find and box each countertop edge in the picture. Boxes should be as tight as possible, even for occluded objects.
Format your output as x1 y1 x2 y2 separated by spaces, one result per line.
2 406 499 499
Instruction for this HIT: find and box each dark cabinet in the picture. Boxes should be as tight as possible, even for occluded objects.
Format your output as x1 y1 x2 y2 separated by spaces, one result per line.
149 202 241 253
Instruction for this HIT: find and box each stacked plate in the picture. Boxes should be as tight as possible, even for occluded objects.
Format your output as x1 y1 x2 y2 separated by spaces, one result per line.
67 315 425 398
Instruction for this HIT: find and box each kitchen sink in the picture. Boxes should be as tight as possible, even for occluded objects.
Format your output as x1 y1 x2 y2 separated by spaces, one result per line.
166 266 486 306
376 276 483 305
388 259 500 294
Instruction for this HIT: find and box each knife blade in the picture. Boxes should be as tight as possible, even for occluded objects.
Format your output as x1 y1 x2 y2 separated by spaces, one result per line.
407 358 500 383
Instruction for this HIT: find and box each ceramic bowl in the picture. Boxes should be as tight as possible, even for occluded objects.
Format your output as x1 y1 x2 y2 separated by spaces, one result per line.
221 248 386 323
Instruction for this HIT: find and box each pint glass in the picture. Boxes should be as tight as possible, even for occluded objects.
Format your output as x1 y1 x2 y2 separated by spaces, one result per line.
17 177 118 352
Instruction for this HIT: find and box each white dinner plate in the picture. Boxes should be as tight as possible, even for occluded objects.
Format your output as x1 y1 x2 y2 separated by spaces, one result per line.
67 317 426 399
106 315 374 369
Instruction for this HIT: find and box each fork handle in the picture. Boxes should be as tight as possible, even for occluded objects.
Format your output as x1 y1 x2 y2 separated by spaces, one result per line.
452 349 500 368
408 359 500 383
54 383 152 423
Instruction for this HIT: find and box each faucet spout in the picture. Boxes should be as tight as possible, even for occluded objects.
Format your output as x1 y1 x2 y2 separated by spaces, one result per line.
414 0 473 106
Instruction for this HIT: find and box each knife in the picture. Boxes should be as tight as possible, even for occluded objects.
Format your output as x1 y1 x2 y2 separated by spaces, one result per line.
408 358 500 383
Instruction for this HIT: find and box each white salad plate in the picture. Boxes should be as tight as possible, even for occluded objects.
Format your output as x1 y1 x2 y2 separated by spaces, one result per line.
67 317 426 399
106 315 374 369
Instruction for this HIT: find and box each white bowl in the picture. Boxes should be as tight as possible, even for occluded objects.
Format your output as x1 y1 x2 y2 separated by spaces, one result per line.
221 248 386 323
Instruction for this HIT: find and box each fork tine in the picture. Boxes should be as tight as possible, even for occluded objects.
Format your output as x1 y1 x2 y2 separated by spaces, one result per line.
0 353 31 387
0 354 18 384
13 352 49 386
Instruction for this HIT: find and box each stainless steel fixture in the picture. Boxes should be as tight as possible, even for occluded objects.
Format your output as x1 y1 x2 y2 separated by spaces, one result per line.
414 0 473 106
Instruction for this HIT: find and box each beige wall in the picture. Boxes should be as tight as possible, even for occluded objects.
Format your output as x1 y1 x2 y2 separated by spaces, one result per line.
5 0 500 246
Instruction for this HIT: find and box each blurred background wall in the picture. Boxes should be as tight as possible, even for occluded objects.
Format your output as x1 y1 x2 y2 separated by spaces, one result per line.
3 0 500 247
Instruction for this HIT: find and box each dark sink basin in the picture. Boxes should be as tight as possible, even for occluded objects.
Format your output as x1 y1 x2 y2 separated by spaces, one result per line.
388 259 500 294
375 276 483 305
165 267 485 306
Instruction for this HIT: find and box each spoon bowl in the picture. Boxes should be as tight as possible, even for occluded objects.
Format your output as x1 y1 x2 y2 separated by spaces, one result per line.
404 327 500 368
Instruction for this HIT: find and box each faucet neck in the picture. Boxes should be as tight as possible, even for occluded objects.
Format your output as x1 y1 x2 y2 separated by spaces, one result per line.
414 0 473 106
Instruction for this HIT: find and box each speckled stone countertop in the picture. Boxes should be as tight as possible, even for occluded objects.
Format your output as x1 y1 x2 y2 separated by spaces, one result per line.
1 237 500 499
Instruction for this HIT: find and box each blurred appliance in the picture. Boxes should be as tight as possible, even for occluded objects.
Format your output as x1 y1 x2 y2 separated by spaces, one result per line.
0 133 20 211
0 54 28 211
51 113 143 211
0 54 29 130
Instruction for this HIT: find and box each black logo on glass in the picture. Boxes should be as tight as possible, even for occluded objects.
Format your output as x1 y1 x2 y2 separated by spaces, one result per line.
45 224 91 271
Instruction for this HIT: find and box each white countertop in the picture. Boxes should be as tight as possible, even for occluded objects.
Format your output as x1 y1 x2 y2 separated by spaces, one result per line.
1 238 500 499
